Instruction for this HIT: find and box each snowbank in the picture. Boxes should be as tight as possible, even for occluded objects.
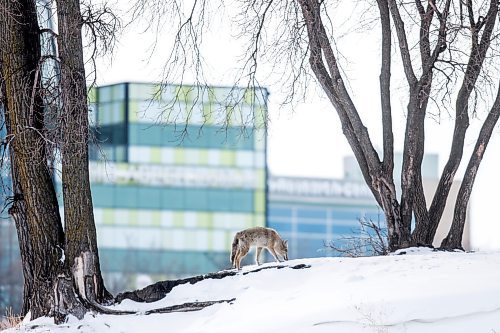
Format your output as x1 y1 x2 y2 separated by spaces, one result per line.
5 249 500 333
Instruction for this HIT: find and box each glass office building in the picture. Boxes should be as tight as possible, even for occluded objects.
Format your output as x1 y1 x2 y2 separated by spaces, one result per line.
268 176 383 259
84 82 268 290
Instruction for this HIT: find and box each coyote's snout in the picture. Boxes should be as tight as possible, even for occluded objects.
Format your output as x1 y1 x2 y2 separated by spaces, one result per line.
230 227 288 270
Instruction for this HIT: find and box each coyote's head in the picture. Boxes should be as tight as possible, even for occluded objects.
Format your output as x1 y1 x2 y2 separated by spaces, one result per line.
278 239 288 261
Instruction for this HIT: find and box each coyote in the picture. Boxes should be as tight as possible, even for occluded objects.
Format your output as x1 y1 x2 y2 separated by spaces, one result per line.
230 227 288 270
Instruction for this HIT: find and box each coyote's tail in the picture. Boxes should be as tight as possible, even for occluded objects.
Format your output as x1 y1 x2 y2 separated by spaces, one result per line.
230 235 239 263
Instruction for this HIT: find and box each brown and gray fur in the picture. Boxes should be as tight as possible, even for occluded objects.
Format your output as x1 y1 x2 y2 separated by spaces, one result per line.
230 227 288 270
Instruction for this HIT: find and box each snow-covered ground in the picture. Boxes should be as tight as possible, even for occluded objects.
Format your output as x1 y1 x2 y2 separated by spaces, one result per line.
5 248 500 333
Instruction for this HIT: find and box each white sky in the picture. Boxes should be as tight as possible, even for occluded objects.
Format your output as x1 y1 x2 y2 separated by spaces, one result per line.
90 0 500 251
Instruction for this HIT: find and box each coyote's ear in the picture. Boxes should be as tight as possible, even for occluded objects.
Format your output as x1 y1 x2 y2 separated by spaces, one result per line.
284 240 288 246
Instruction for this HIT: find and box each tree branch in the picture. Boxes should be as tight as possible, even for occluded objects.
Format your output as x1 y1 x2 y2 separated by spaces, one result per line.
388 0 417 86
428 0 498 241
442 80 500 249
376 0 394 174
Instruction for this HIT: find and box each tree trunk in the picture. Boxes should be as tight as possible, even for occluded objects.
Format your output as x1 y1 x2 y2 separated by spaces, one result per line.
442 84 500 249
376 176 404 251
0 0 66 319
0 64 33 317
427 0 498 246
56 0 111 304
5 115 33 317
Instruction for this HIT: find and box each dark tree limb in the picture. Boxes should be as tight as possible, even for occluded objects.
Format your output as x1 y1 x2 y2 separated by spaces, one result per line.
56 0 112 305
428 0 498 245
0 0 66 319
144 299 236 314
442 80 500 249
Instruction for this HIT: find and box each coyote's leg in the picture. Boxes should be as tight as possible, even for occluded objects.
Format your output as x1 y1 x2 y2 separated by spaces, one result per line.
233 247 242 268
269 247 281 263
232 248 240 268
236 246 249 270
255 247 263 265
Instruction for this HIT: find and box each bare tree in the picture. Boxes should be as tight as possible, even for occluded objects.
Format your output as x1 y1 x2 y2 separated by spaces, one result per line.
56 0 112 305
0 0 117 321
0 0 68 319
137 0 500 251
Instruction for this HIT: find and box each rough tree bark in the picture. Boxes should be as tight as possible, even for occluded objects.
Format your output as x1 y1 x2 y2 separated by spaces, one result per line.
442 82 500 249
428 0 499 245
56 0 112 304
0 66 33 317
293 0 499 251
1 0 112 321
0 0 66 318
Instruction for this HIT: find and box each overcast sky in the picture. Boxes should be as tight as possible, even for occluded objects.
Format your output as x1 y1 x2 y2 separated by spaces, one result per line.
90 0 500 250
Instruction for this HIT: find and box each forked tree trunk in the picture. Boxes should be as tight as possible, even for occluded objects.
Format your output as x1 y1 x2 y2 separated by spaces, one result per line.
1 0 104 321
295 0 497 251
56 0 111 304
0 0 66 319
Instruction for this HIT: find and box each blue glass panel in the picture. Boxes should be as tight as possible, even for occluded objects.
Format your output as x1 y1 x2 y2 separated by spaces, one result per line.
91 184 115 207
133 124 162 146
297 223 327 234
128 124 254 150
212 127 254 150
230 190 253 212
99 247 228 276
184 126 209 148
128 124 140 145
332 224 357 235
295 238 328 258
268 207 292 218
98 83 126 103
297 208 327 219
161 188 184 209
331 210 362 220
90 185 255 213
268 221 292 232
115 186 138 208
207 189 230 211
184 189 208 210
364 211 384 223
138 187 162 209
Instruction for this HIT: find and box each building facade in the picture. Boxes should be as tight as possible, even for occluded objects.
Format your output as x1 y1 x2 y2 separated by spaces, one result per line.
268 176 383 259
82 82 268 290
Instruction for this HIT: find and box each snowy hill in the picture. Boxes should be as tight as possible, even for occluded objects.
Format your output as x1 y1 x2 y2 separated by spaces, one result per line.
5 248 500 333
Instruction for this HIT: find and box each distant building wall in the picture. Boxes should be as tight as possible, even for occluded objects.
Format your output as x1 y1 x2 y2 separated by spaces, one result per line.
268 176 383 259
73 82 268 290
423 179 470 250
